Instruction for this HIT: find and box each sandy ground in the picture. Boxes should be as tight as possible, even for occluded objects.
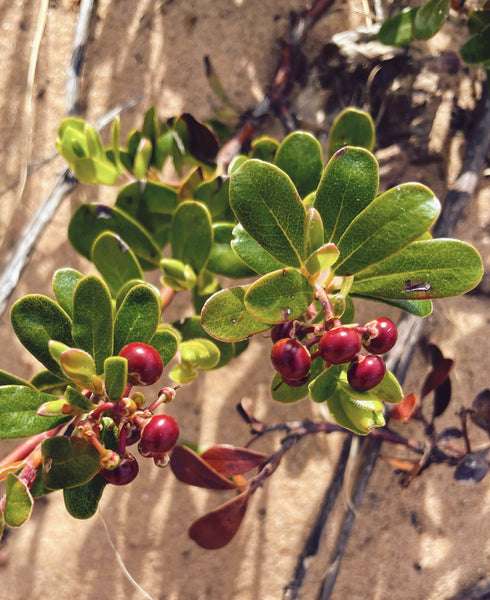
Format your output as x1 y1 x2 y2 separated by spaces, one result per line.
0 1 489 599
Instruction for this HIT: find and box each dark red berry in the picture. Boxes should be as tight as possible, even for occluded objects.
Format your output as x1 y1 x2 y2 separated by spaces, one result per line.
362 318 397 355
347 354 386 391
139 414 179 456
270 321 295 344
281 373 310 387
101 454 139 485
270 338 311 381
319 326 361 365
124 422 141 446
119 342 163 386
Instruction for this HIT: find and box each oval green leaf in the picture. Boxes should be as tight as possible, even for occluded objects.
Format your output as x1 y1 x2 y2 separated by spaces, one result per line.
172 316 233 369
314 147 379 245
206 222 256 278
275 131 323 198
52 268 83 317
4 473 33 527
114 283 161 353
334 183 440 275
72 275 113 375
41 436 101 490
377 8 417 47
231 224 286 275
150 325 180 367
10 295 74 379
63 474 107 519
230 159 308 267
244 268 314 324
327 108 375 158
171 200 213 275
201 286 272 342
104 356 128 401
413 0 450 40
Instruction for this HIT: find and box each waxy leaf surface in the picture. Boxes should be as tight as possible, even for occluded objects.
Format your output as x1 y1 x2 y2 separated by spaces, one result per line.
171 200 213 275
113 284 161 353
327 108 375 157
231 224 286 275
52 268 83 317
334 183 440 275
4 474 33 527
274 131 323 198
63 474 107 519
314 147 379 245
207 222 256 278
170 445 238 490
230 159 307 267
41 436 101 490
150 325 180 367
413 0 449 40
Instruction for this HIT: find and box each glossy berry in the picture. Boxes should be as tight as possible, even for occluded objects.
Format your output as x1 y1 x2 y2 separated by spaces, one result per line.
119 342 163 386
347 354 386 391
319 326 361 365
101 454 139 486
270 338 311 382
270 321 295 344
362 318 398 355
124 422 141 446
139 414 179 456
281 373 310 387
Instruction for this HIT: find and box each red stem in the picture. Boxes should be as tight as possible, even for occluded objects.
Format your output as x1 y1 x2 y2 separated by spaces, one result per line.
0 425 65 467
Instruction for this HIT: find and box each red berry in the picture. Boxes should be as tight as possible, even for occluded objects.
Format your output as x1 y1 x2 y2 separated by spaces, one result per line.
270 321 295 344
362 318 397 355
319 326 361 365
101 454 139 485
270 338 311 381
281 373 310 387
119 342 163 386
347 354 386 391
124 422 141 446
139 414 179 456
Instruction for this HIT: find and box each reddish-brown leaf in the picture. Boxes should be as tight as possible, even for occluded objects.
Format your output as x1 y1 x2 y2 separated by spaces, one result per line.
189 491 250 549
200 444 266 477
470 389 490 436
170 445 238 490
389 393 418 421
421 357 453 400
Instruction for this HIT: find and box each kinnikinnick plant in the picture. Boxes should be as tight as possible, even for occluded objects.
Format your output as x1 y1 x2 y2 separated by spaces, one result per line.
0 105 485 549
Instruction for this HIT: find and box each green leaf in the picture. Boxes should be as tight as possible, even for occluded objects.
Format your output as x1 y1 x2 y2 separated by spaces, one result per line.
0 386 71 439
377 8 417 47
314 147 379 245
326 387 385 435
194 176 231 219
274 131 323 198
0 370 35 389
72 276 113 375
272 356 324 403
150 325 180 367
369 369 403 404
180 339 221 370
327 108 375 157
201 286 272 341
309 364 343 403
171 200 213 275
304 207 325 258
231 224 286 275
172 316 233 369
116 279 162 312
160 258 197 290
413 0 450 40
71 156 120 186
64 385 97 412
41 436 101 490
4 474 33 527
460 25 490 66
52 268 83 317
230 159 308 267
30 371 68 394
468 10 490 36
10 295 74 379
170 362 197 384
104 357 128 401
207 222 256 278
334 183 440 275
305 243 340 276
60 348 97 387
91 231 144 298
133 137 153 179
114 284 161 353
351 239 483 299
244 268 315 324
68 203 161 270
251 136 279 162
63 474 107 519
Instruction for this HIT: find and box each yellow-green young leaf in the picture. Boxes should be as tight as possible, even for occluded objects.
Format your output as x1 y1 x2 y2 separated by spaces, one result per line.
275 131 323 198
201 286 272 342
179 339 220 371
52 268 83 317
41 437 101 490
207 222 256 278
91 231 144 298
351 239 483 300
59 348 96 386
314 147 379 245
63 474 107 519
305 243 340 276
109 115 125 172
116 279 162 312
71 156 120 186
72 276 113 375
327 108 375 158
160 258 197 290
305 207 325 259
113 284 161 353
48 340 71 366
251 136 279 162
133 137 153 179
369 369 403 403
104 356 128 401
56 118 89 164
230 159 308 267
244 268 315 324
326 387 385 435
68 203 161 270
171 201 213 275
272 356 325 403
64 385 97 412
150 325 180 367
0 386 71 440
170 362 197 384
4 474 33 527
231 224 286 276
413 0 449 40
10 295 74 379
172 316 233 370
334 183 440 276
377 7 417 46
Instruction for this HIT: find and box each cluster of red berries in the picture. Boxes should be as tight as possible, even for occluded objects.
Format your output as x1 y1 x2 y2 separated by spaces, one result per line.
270 317 397 392
100 342 179 486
